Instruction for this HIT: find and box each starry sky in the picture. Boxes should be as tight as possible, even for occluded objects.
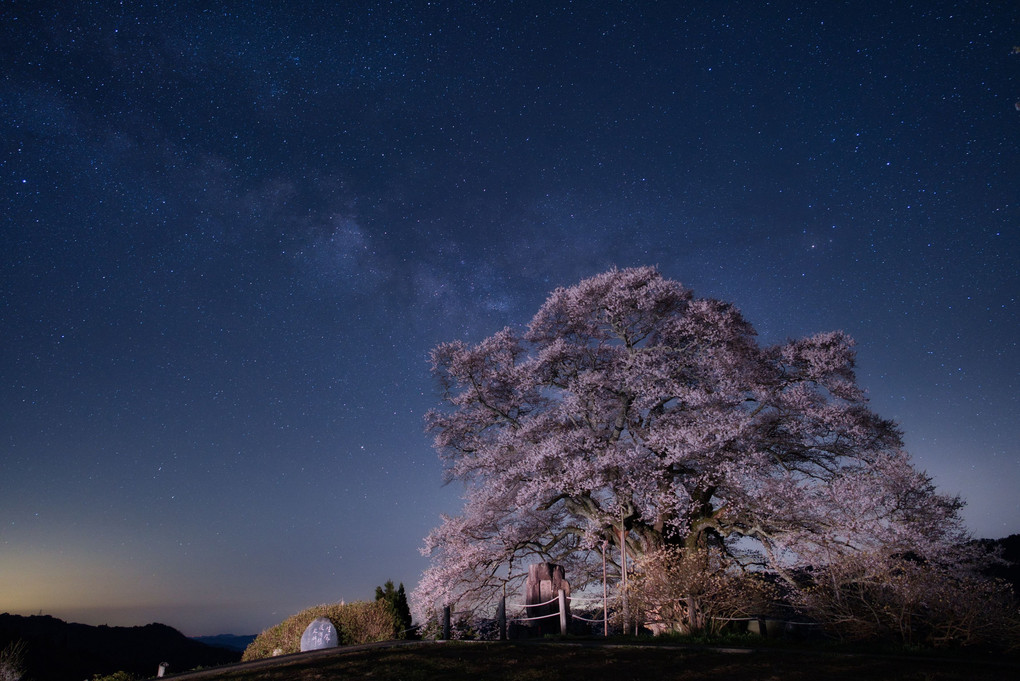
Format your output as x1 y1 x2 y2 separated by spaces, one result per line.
1 1 1017 636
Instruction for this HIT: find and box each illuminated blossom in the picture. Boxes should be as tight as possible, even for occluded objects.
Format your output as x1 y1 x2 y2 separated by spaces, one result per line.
412 267 967 620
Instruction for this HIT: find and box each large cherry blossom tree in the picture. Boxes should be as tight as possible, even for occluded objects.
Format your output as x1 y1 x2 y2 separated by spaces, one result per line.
412 267 968 617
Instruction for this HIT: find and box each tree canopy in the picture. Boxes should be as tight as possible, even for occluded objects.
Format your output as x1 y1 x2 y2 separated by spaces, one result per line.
412 267 968 617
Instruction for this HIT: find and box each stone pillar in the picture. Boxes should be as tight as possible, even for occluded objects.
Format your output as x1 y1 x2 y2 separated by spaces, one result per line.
525 562 570 635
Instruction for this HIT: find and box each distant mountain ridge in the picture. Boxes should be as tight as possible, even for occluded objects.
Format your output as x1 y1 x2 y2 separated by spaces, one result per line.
0 614 240 681
190 633 256 652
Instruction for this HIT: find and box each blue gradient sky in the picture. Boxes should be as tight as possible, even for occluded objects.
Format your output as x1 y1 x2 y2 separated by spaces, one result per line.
1 1 1017 635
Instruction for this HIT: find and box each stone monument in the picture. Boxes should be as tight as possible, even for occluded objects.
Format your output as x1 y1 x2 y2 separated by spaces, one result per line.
300 616 339 652
525 562 570 635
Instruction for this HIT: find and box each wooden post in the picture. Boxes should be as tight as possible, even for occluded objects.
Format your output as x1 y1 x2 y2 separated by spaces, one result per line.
498 596 507 640
602 540 608 637
442 605 451 640
558 589 568 635
620 525 629 635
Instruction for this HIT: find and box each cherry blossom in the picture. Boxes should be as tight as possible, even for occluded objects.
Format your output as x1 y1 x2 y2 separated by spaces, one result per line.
412 267 967 619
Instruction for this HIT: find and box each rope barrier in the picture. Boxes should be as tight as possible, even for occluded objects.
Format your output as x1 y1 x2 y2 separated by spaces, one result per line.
706 616 819 626
509 594 602 608
565 596 602 605
508 611 562 622
570 614 607 623
506 594 560 608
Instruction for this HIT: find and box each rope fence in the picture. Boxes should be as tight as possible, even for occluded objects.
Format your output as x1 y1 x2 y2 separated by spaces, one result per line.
439 589 817 641
505 593 609 624
565 596 602 605
498 589 609 636
707 616 820 626
505 594 560 609
570 614 606 623
510 611 562 622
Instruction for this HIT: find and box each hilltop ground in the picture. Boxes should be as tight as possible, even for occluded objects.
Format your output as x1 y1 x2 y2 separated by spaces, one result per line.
164 640 1019 681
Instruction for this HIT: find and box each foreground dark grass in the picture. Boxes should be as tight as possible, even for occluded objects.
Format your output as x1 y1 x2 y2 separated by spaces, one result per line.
174 640 1018 681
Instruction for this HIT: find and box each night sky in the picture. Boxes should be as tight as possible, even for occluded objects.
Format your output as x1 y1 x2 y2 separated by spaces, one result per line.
1 1 1017 636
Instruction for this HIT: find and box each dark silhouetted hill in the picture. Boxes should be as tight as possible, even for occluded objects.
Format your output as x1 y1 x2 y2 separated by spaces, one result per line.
0 614 240 681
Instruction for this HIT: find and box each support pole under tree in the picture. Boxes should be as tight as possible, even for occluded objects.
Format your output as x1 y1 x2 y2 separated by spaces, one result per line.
620 525 629 635
442 605 451 640
602 540 608 637
498 597 507 640
558 589 568 635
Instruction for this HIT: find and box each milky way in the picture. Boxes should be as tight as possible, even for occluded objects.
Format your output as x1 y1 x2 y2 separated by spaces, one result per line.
1 1 1016 634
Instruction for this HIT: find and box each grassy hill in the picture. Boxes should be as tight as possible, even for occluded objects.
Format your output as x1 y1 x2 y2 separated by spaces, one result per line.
165 640 1018 681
